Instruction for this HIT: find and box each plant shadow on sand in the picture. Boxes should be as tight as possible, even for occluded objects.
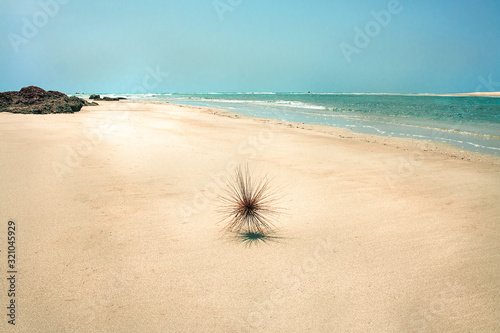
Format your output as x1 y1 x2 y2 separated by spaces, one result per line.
225 230 286 247
218 165 285 246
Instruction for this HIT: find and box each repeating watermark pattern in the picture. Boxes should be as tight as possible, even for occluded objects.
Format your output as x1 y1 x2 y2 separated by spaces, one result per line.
53 65 167 330
52 65 168 181
407 278 467 332
132 65 169 93
475 74 500 92
179 124 274 222
213 0 243 21
66 265 134 332
340 0 410 64
51 121 113 181
383 151 424 190
8 0 72 53
228 238 333 332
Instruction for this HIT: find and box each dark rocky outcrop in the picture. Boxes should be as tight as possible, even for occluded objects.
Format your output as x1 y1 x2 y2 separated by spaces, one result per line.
89 94 126 101
0 86 97 114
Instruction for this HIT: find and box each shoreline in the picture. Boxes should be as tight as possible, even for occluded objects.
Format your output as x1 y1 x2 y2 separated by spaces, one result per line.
73 91 500 97
441 92 500 97
77 94 500 157
127 100 500 166
402 92 500 97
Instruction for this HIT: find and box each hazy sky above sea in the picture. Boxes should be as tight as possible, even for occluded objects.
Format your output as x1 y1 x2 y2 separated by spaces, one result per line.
1 0 499 94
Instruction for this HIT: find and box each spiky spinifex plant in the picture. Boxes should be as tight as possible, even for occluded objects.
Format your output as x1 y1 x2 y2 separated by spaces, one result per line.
219 165 281 235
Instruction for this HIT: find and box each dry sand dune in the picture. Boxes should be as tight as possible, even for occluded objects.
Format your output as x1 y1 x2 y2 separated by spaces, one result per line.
0 101 499 332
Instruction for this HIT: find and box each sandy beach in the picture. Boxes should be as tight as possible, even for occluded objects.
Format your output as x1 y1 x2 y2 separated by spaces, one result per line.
1 101 499 332
446 92 500 97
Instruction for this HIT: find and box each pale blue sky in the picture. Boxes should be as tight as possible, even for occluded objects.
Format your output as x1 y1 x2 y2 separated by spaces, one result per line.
1 0 499 93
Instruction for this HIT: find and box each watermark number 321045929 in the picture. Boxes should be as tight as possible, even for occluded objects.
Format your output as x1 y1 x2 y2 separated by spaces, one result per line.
6 221 17 326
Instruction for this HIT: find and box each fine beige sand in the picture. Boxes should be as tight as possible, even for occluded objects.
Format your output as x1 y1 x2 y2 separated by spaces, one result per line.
414 92 500 97
1 101 499 332
448 92 500 97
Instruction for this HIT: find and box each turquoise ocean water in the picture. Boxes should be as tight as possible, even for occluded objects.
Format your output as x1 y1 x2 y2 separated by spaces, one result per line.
78 93 500 156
